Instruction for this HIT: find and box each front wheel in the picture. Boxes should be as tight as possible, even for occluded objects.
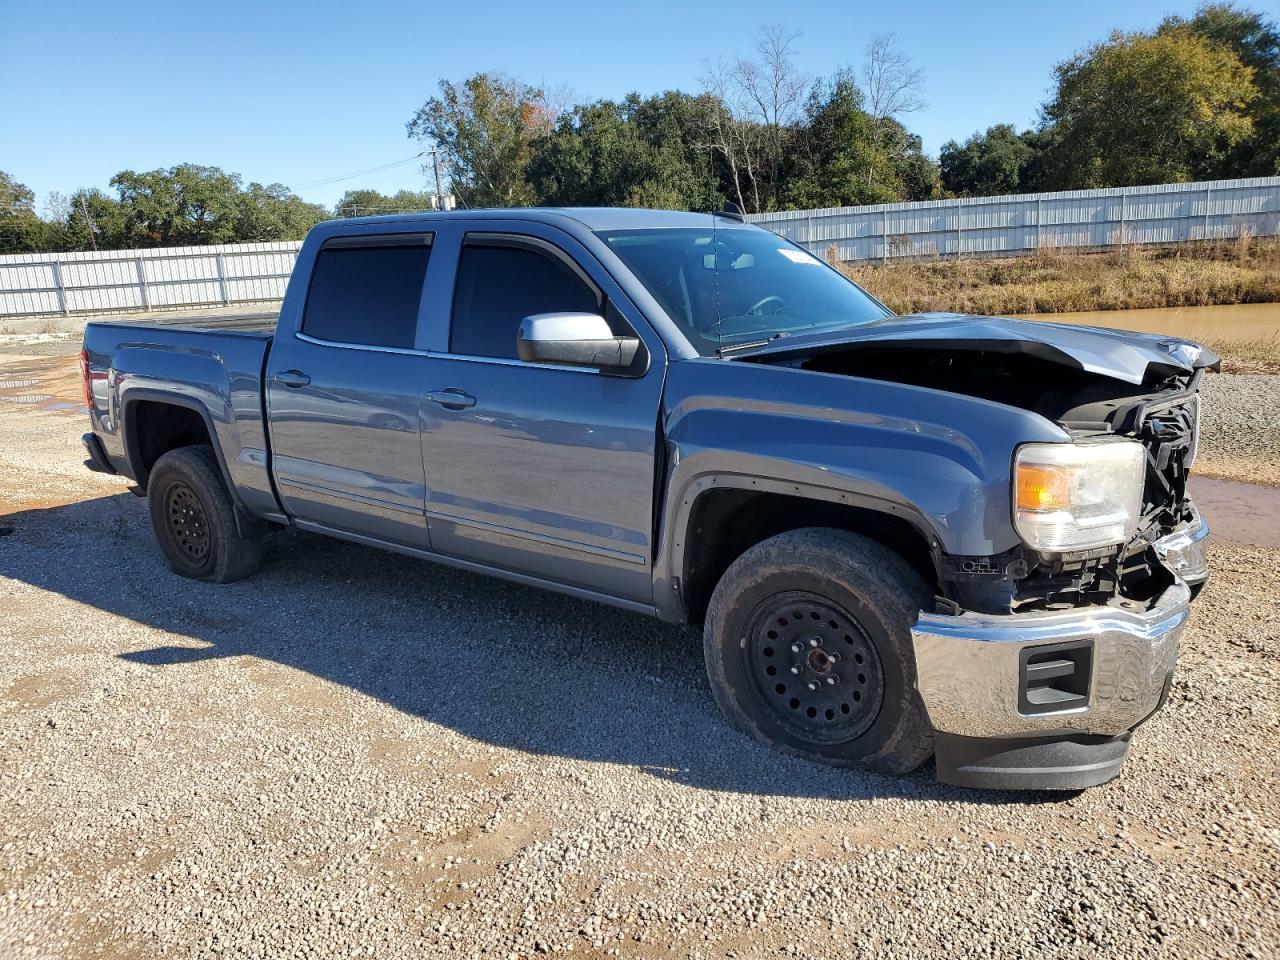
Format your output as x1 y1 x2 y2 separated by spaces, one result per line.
147 445 264 583
703 528 934 774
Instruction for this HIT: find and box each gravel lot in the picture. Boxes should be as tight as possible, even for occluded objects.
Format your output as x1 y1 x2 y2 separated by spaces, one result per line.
1 345 1278 960
1197 373 1280 486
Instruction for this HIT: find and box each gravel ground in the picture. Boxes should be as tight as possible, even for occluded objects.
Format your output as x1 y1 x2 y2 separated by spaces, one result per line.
1 350 1278 960
1196 374 1280 486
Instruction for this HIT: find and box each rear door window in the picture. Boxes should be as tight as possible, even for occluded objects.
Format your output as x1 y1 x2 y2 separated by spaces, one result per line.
302 237 432 349
450 240 600 359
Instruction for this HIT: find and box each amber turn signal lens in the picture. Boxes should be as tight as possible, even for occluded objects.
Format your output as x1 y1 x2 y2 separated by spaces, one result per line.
1016 464 1070 512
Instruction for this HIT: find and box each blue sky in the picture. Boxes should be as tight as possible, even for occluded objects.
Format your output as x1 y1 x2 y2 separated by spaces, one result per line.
3 0 1263 210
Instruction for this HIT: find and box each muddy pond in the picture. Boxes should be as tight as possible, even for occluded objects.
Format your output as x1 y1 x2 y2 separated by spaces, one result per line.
1015 301 1279 342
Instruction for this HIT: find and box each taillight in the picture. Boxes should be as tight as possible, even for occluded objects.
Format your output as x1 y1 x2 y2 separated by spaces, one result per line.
79 348 93 410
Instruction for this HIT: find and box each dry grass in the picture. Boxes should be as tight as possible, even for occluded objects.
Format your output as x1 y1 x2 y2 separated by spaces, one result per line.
841 236 1280 317
1209 334 1280 375
840 237 1280 373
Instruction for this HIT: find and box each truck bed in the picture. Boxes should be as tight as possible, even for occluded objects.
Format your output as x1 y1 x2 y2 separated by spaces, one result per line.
90 309 278 337
82 311 281 521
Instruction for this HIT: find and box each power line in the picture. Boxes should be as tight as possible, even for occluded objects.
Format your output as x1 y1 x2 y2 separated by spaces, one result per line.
293 154 425 189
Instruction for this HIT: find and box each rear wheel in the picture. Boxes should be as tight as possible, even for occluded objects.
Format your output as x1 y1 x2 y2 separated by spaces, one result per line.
703 528 934 774
147 445 264 583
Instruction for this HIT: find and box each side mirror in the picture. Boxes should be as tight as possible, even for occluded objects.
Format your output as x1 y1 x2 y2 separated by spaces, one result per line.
516 313 641 372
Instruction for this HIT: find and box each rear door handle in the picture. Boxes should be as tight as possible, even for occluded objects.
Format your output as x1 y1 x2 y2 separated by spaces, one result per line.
273 370 311 388
425 388 477 410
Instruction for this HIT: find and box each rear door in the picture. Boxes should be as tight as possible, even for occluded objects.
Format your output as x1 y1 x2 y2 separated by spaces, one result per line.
266 232 434 547
416 222 666 603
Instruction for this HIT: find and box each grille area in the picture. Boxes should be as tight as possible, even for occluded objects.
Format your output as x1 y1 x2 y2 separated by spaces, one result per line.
1137 394 1197 525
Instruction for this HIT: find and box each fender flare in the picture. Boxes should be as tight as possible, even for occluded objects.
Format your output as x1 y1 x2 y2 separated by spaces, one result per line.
120 389 265 538
652 470 946 622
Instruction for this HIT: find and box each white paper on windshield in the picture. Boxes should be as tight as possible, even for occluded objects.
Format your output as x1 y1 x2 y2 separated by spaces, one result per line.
778 248 819 264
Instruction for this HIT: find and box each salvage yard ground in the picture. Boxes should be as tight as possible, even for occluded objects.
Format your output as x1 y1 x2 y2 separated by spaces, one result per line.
1 339 1277 959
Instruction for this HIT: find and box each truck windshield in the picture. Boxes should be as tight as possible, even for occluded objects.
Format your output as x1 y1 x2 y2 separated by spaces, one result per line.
596 226 891 355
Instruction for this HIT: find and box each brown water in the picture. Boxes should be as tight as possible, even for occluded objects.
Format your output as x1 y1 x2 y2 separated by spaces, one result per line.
1015 302 1280 342
1187 477 1280 549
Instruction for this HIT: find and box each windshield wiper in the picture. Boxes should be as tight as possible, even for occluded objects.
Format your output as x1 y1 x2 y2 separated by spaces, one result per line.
717 331 788 356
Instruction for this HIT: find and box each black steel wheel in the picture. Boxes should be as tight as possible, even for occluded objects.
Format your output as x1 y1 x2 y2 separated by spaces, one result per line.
147 445 265 583
165 482 211 565
703 528 934 774
744 591 885 745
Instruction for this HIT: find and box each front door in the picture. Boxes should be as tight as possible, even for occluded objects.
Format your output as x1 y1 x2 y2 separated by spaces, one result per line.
266 233 433 547
419 228 665 603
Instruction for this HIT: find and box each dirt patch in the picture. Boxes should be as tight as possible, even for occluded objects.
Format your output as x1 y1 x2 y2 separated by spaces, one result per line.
0 353 85 414
5 669 81 709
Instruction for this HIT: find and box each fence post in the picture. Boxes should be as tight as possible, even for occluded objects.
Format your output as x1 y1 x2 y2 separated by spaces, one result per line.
882 208 889 262
135 258 150 310
1204 186 1213 241
955 199 963 260
806 214 815 253
215 252 230 305
1035 197 1042 250
48 261 69 316
1119 190 1126 247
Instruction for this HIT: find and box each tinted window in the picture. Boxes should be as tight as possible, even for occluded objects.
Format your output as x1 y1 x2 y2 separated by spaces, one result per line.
302 241 431 348
451 242 599 359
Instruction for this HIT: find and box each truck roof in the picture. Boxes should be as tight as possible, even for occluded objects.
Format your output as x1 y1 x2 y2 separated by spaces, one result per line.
323 207 751 232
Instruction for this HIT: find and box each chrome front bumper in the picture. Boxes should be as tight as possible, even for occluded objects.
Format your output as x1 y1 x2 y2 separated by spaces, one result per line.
913 515 1207 749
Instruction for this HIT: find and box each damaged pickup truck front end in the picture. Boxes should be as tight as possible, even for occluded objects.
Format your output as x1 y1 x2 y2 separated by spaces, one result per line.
739 314 1214 788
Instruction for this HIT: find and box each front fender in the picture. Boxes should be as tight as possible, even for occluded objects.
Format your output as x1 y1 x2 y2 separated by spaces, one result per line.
653 359 1069 619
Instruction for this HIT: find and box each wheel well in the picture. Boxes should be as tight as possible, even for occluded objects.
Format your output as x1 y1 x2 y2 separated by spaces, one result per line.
128 400 214 487
680 488 939 624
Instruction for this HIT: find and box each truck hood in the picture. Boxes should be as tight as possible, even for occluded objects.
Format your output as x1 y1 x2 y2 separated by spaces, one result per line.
736 312 1220 385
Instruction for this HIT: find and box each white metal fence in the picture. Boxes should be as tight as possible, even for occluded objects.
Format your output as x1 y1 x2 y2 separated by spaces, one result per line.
3 177 1278 320
746 176 1280 262
0 241 301 319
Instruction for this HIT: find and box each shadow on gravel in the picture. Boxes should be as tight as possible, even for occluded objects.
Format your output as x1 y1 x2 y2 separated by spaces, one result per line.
2 493 1059 806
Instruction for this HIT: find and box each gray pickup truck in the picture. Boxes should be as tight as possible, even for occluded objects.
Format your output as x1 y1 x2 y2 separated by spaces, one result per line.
81 208 1213 790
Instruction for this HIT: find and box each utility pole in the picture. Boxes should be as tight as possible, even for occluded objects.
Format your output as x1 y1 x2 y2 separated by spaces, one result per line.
80 197 98 251
430 147 446 211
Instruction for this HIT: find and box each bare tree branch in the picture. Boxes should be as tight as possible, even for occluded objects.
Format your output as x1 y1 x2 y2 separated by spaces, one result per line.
861 34 926 129
697 26 808 212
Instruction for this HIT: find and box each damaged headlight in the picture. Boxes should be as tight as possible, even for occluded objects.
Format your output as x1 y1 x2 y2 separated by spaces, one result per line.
1013 440 1145 551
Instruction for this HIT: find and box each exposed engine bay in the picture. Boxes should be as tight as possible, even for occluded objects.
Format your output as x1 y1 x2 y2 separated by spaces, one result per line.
754 340 1214 615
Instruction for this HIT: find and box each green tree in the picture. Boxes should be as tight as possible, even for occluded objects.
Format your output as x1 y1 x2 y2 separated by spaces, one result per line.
876 119 943 201
782 72 903 208
332 188 439 218
63 188 129 250
1041 28 1258 187
940 124 1037 196
235 183 327 240
110 164 245 246
527 92 712 210
1163 3 1280 176
0 171 52 253
406 73 550 207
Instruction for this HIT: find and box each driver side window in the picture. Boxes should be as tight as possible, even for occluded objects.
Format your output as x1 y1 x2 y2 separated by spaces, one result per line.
450 240 600 360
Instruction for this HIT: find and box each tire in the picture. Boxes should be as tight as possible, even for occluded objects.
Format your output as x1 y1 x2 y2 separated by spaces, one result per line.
147 445 264 583
703 527 934 775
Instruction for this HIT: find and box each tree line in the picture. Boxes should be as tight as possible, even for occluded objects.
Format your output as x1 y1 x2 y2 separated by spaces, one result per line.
2 3 1275 255
940 5 1278 194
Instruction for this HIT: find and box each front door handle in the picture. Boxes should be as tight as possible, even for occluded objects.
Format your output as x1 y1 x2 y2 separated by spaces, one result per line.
425 388 477 410
273 369 311 389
